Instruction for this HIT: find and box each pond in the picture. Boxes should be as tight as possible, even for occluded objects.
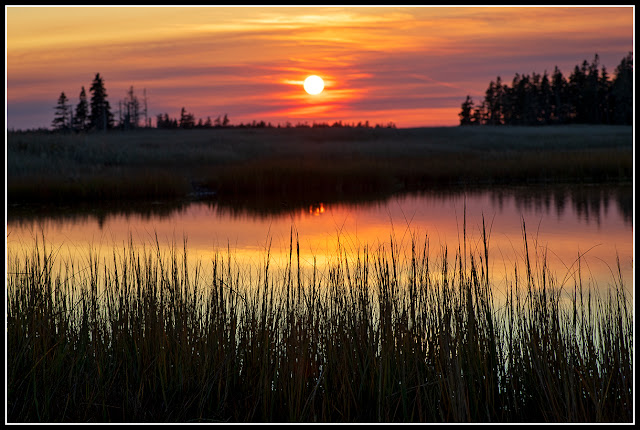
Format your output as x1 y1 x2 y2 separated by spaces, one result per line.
6 184 633 304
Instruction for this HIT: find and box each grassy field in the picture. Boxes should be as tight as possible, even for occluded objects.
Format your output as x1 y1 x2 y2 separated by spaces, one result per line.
6 125 633 205
6 226 633 423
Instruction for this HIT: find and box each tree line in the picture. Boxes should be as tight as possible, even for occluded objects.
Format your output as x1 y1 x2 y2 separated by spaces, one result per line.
51 73 397 132
156 114 397 130
459 52 633 126
52 73 151 132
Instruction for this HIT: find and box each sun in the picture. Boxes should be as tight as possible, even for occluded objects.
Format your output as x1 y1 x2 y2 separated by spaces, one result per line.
303 75 324 95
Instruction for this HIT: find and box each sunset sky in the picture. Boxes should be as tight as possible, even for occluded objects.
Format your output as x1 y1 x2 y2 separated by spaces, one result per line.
5 5 634 130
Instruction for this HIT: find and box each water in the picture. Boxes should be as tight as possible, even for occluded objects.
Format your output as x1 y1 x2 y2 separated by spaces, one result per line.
6 185 633 301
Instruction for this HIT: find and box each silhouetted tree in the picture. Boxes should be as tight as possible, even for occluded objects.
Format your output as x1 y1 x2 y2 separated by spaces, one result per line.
459 95 475 125
610 52 633 125
598 65 612 124
73 86 90 131
585 54 602 123
568 62 588 123
52 92 72 131
550 66 569 124
156 113 178 129
119 86 141 130
539 71 553 125
461 53 632 127
179 107 195 129
89 73 114 131
483 79 503 125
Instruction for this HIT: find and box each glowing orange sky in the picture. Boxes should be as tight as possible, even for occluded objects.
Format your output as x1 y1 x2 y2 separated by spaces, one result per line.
7 192 633 303
5 6 634 129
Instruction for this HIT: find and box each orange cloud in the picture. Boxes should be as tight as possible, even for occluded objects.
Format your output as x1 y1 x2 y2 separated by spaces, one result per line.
6 6 633 129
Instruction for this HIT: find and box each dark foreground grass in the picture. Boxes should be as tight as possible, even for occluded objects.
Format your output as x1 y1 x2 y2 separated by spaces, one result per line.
7 125 633 204
6 223 633 423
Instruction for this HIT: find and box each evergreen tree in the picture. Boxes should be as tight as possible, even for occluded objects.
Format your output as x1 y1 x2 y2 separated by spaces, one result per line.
528 72 542 124
461 53 630 127
73 86 90 131
539 71 553 125
598 66 612 124
587 54 602 123
52 92 72 131
493 76 506 125
568 62 588 123
458 95 475 125
89 73 114 131
511 73 530 125
610 52 633 125
484 80 497 124
179 107 195 129
472 104 483 125
550 66 568 124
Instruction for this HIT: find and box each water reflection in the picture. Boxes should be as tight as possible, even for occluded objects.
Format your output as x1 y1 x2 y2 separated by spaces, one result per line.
7 184 633 228
7 184 633 307
489 185 633 227
309 203 326 216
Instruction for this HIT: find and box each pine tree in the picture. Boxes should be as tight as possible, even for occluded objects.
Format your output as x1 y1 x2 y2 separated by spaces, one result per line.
461 53 630 127
599 66 612 124
179 107 195 129
458 95 475 125
73 86 90 131
484 81 496 124
551 66 568 124
568 62 588 123
89 73 114 131
52 92 72 131
611 52 633 125
539 71 553 125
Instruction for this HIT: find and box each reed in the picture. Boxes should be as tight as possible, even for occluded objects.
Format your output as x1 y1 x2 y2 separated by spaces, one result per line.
6 226 633 422
7 126 632 204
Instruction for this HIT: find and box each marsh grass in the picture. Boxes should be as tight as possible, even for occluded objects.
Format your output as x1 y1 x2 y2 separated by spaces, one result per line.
7 126 632 203
6 220 633 423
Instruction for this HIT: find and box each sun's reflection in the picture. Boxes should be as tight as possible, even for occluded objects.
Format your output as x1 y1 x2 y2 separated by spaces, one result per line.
6 187 633 306
309 202 325 216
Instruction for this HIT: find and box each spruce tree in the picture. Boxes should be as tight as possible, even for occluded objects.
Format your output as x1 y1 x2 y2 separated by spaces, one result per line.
52 92 71 131
89 73 114 131
179 107 195 129
73 86 90 131
458 95 475 125
611 52 633 125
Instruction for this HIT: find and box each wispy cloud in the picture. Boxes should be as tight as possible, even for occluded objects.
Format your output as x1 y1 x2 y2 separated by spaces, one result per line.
6 6 633 129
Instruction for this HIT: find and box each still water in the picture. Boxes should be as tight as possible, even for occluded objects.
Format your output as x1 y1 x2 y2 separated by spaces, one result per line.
6 185 633 302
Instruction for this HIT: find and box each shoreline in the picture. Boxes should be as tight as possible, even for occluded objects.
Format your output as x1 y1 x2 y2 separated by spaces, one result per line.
7 125 633 205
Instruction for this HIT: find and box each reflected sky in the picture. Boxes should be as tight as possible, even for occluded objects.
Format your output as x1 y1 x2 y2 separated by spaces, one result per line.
7 185 633 303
